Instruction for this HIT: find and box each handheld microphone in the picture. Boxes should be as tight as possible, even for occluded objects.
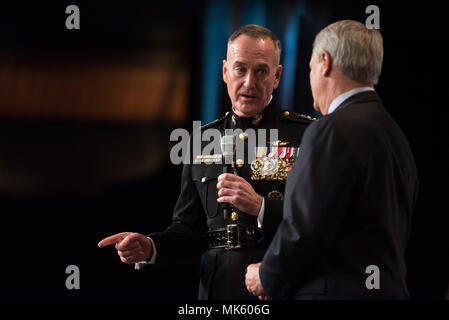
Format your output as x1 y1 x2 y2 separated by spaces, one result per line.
220 135 236 220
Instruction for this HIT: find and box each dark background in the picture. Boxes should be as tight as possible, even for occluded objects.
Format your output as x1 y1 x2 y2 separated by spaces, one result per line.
0 1 446 300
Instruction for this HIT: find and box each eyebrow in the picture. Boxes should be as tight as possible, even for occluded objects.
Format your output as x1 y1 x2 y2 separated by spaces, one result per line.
233 61 269 69
233 61 247 67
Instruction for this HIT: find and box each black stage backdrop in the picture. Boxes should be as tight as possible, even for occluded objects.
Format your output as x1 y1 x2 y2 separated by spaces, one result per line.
0 0 446 302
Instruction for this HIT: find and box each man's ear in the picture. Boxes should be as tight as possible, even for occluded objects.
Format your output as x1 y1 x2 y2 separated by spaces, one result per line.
273 64 283 89
321 51 332 77
223 59 228 83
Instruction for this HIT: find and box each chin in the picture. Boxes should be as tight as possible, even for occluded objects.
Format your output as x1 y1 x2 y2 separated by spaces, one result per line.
236 105 260 117
236 101 264 116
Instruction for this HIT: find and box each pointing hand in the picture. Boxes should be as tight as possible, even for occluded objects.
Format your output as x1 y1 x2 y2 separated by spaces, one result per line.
98 232 152 264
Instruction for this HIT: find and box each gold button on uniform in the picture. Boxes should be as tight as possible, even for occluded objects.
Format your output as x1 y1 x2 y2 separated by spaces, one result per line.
236 159 244 168
283 111 290 116
231 211 239 221
201 177 206 183
239 132 248 141
225 111 230 116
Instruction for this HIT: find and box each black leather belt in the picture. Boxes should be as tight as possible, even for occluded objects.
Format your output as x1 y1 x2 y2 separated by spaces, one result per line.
206 224 262 250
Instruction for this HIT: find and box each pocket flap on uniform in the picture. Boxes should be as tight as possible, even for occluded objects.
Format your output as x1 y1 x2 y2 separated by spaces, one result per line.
192 165 222 183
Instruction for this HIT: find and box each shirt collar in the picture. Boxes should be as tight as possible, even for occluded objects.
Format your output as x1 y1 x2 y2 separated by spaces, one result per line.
231 95 274 129
327 87 375 114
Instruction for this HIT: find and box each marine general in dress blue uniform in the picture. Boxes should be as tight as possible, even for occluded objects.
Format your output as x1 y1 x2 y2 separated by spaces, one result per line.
98 24 314 300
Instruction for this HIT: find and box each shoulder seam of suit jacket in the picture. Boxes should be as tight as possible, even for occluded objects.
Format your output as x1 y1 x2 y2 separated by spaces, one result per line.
321 115 361 180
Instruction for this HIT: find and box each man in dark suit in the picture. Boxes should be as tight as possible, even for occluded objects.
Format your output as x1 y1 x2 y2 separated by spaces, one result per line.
98 24 313 299
245 20 418 299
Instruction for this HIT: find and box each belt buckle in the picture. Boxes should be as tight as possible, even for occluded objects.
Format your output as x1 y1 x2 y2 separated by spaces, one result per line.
226 224 242 250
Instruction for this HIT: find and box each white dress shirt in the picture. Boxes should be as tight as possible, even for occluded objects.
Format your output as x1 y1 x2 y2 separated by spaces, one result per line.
327 87 375 114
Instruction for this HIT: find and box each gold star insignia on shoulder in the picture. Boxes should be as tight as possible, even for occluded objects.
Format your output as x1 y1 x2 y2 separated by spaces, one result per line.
298 113 316 121
281 109 317 122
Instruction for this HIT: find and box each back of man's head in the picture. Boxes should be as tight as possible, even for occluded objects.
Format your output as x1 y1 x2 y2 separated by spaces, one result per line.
312 20 383 85
228 24 282 65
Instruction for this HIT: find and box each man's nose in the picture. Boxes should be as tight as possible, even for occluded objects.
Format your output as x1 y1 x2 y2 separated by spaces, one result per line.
243 72 256 89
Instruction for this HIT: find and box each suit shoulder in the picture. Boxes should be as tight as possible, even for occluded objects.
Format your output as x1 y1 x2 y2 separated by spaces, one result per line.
280 110 316 124
200 112 231 130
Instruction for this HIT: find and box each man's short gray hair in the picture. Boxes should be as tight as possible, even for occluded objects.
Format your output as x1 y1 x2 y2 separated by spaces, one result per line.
228 24 282 65
312 20 383 85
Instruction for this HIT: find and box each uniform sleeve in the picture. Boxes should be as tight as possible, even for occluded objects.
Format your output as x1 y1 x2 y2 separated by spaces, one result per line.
147 161 208 267
259 117 357 298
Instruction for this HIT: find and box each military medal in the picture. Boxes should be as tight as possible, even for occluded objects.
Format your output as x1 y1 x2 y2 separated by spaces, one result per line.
260 157 278 176
251 144 300 180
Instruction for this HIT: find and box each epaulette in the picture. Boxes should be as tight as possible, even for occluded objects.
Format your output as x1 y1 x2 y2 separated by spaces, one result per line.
280 110 316 123
200 111 231 130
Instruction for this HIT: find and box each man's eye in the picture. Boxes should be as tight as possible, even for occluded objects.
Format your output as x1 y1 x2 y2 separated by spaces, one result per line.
257 69 268 75
236 67 246 73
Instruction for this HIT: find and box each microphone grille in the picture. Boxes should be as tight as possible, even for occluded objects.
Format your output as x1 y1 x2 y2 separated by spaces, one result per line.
220 135 236 161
